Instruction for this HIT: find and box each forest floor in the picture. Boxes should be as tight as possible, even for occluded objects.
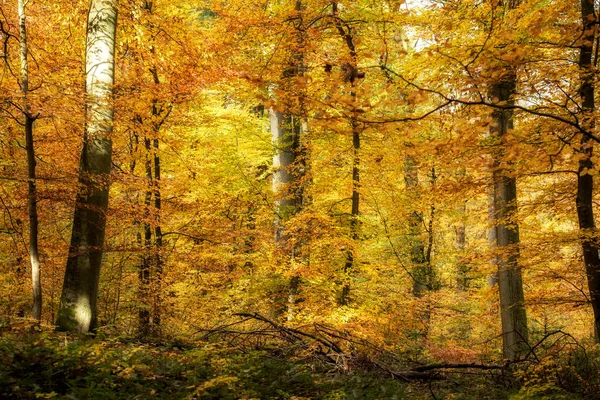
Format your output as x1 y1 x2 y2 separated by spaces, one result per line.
0 321 588 400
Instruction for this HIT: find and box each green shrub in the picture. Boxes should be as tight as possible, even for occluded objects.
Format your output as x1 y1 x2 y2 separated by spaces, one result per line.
555 343 600 400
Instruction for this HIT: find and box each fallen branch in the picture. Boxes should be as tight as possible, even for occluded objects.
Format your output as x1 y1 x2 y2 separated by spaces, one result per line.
200 313 514 381
412 362 509 372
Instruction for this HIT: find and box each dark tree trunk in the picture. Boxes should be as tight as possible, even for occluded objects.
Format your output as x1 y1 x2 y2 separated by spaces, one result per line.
138 135 153 335
340 119 360 305
152 135 163 330
577 0 600 341
18 0 42 322
333 1 361 305
489 73 529 359
25 116 41 321
135 1 166 337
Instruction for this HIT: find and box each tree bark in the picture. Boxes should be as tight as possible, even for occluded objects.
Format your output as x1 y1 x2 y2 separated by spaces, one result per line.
487 185 499 287
271 0 309 321
489 74 529 359
271 109 305 320
403 156 429 297
18 0 42 322
332 1 361 305
340 118 359 305
455 201 468 291
152 127 163 331
57 0 118 334
271 111 302 241
131 2 165 336
576 0 600 341
138 134 153 335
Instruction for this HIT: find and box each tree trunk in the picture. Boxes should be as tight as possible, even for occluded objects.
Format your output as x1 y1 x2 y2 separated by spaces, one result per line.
152 134 163 331
271 109 304 320
403 160 437 338
487 185 499 287
333 1 361 305
138 135 153 335
577 0 600 341
404 156 427 297
132 2 165 336
340 119 359 305
56 0 118 334
148 36 164 336
271 0 309 321
455 201 468 291
18 0 42 322
489 74 529 359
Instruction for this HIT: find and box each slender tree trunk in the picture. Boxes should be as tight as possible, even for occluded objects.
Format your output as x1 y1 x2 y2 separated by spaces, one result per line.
57 0 118 334
138 135 153 335
489 73 528 359
404 156 427 297
136 135 164 336
132 2 165 337
18 0 41 322
577 0 600 341
147 10 164 331
456 201 468 291
152 134 162 330
404 160 437 338
487 185 499 287
333 1 361 305
425 168 435 273
454 165 468 291
484 114 499 288
340 119 359 305
25 116 41 321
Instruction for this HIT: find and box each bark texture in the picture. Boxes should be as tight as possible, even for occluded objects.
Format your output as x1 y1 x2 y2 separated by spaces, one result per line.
404 156 427 297
271 109 306 320
489 74 529 359
271 0 309 321
57 0 118 333
487 185 499 287
403 158 437 298
577 0 600 341
135 1 165 336
333 1 361 305
18 0 42 322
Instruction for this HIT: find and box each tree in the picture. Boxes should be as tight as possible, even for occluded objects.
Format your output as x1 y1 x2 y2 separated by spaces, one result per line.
455 177 469 291
270 0 309 321
403 157 438 300
56 0 118 334
17 0 41 322
489 71 529 359
128 0 169 337
332 0 362 305
575 0 600 340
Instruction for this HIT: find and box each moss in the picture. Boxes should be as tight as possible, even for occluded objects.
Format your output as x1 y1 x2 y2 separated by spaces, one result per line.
55 307 78 333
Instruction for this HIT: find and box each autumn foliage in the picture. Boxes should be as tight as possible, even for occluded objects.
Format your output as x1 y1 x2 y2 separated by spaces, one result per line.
1 0 600 398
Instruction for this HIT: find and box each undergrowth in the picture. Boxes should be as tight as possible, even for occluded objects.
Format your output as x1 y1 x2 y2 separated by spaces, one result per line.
0 321 594 399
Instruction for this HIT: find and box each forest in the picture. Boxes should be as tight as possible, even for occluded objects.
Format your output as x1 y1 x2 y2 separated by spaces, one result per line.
1 0 600 398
